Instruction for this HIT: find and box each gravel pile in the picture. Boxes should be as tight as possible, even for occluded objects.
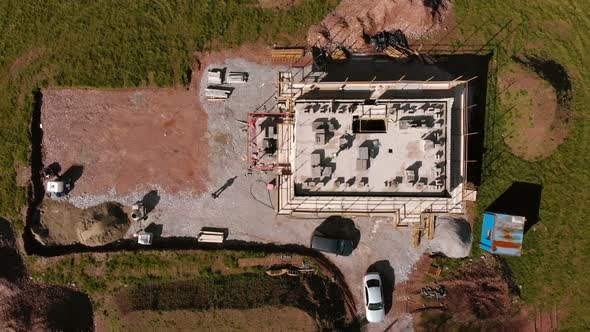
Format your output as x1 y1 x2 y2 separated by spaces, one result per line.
427 216 472 258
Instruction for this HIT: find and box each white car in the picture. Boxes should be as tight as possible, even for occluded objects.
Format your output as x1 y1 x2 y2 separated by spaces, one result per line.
364 272 386 323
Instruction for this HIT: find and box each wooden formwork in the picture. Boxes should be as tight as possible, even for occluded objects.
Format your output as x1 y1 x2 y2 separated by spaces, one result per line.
271 48 305 62
412 213 436 248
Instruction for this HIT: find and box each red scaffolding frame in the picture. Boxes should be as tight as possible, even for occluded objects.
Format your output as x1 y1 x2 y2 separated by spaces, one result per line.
247 112 293 171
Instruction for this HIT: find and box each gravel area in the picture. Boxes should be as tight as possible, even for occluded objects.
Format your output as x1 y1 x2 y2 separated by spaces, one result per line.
57 58 448 331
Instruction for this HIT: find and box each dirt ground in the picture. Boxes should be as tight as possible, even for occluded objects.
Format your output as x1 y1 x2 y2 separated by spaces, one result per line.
119 307 318 331
307 0 451 52
40 87 209 197
35 200 131 246
499 63 568 161
14 163 30 187
0 219 93 331
394 254 561 331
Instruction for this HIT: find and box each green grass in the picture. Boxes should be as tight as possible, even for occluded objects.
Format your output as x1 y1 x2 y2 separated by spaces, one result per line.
452 0 590 329
32 250 275 294
0 0 338 218
32 250 350 330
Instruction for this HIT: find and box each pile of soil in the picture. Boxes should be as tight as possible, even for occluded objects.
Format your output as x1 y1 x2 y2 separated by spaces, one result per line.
307 0 451 52
0 219 93 331
427 217 472 258
415 256 521 330
34 200 131 246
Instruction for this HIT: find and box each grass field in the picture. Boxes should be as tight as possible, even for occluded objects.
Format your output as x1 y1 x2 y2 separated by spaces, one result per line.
29 250 347 330
451 0 590 329
30 250 268 293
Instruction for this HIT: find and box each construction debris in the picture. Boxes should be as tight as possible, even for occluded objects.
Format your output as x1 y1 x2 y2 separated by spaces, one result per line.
227 71 248 84
197 230 225 243
365 29 437 64
271 47 305 62
412 224 422 248
133 230 153 245
207 69 224 84
205 86 232 100
265 268 289 277
368 29 409 52
427 264 443 279
420 285 448 299
330 47 348 60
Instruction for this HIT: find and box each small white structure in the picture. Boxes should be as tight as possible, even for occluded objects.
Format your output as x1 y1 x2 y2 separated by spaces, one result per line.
226 71 248 84
207 69 224 84
134 230 153 245
46 181 65 194
197 230 225 243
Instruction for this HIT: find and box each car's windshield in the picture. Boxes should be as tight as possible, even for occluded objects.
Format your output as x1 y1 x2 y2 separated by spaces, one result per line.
338 240 345 254
368 302 384 311
366 279 380 288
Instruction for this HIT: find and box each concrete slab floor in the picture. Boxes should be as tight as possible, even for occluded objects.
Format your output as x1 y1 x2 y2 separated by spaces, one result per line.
293 100 452 195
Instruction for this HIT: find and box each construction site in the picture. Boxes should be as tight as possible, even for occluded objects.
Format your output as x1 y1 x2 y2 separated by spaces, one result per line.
3 0 585 328
19 0 508 329
30 45 488 328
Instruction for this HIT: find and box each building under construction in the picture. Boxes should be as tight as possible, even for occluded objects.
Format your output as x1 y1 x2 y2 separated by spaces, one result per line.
248 56 478 225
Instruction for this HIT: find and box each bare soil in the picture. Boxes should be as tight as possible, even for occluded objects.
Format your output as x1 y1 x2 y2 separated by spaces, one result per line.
34 200 131 246
40 87 209 197
0 219 93 331
14 163 30 187
307 0 451 52
395 254 560 331
499 64 568 161
119 306 317 331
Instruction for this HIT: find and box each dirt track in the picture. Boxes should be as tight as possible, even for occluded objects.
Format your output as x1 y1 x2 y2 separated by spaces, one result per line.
40 88 209 197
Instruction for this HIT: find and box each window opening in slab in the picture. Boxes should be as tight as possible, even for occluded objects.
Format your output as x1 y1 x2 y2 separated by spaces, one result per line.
352 116 387 133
